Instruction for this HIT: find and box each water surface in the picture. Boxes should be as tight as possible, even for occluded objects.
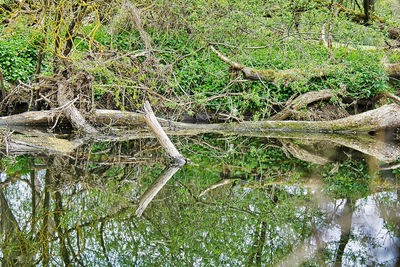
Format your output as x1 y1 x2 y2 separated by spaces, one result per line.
0 130 399 266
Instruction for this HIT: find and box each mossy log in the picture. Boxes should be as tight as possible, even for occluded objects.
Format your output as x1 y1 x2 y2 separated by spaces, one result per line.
211 46 400 81
1 104 400 133
210 45 339 83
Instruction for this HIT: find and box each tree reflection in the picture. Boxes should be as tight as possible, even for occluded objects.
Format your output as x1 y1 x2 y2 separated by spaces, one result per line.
0 135 398 265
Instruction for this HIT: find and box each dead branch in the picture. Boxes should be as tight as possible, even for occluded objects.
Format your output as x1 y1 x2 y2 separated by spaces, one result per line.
199 179 236 197
2 103 400 134
270 89 336 120
382 92 400 106
210 45 339 83
57 82 98 134
143 101 186 165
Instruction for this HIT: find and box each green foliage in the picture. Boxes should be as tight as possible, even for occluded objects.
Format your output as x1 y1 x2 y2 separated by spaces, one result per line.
322 161 370 199
0 32 38 83
2 155 31 176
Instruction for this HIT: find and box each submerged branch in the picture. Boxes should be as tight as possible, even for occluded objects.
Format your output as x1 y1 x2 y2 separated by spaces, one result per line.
199 179 236 197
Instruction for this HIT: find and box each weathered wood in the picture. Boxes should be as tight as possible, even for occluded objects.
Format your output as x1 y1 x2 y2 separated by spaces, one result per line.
1 103 400 133
93 109 146 126
0 110 56 126
270 89 336 120
143 101 186 165
57 82 98 134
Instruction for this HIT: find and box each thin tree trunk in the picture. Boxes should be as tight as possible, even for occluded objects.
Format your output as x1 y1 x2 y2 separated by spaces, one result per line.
0 68 6 101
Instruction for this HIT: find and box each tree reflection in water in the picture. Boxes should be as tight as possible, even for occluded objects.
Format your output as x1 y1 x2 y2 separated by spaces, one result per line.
0 133 399 266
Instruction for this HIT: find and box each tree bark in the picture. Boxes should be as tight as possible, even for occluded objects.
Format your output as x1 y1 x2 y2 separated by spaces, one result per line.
57 82 98 134
143 101 186 165
270 89 336 120
1 103 400 133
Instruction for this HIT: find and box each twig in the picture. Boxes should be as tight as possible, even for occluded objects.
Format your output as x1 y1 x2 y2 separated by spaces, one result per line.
171 45 207 66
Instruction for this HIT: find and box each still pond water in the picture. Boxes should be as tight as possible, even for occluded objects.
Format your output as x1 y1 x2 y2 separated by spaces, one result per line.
0 129 399 266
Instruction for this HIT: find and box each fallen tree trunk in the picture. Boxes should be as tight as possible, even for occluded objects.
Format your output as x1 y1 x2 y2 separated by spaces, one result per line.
3 117 400 163
1 104 400 133
0 110 56 125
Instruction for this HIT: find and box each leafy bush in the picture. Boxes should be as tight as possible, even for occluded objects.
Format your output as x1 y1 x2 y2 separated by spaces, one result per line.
0 33 38 83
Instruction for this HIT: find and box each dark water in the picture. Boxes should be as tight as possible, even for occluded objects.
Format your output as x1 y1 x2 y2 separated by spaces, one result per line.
0 130 399 266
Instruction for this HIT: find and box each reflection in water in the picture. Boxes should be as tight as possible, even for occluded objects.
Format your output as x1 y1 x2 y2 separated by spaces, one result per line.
0 132 399 265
